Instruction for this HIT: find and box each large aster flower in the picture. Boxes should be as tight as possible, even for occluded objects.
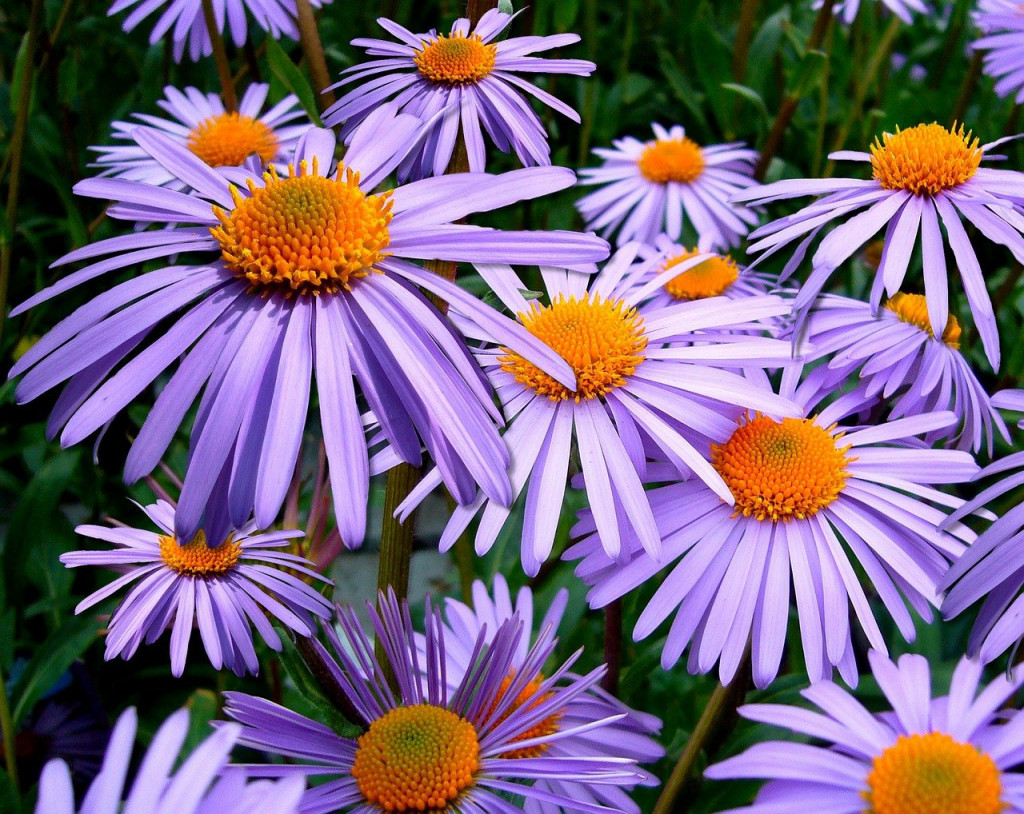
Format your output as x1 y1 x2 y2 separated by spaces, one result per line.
61 499 333 677
734 122 1024 369
393 244 798 574
94 84 308 186
814 0 929 25
576 123 760 249
565 383 978 687
323 9 594 181
37 707 305 814
223 591 646 814
9 121 606 547
973 1 1024 103
706 651 1024 814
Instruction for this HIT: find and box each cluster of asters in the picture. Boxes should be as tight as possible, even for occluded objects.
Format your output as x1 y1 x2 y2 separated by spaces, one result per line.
13 0 1024 812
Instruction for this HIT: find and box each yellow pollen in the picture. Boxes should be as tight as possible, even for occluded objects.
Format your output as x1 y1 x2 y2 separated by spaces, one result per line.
661 250 740 300
864 732 1003 814
414 33 497 84
885 292 962 349
187 112 279 168
870 123 981 196
158 531 241 577
637 137 705 184
352 704 479 812
499 294 648 401
488 674 563 760
711 415 852 522
211 159 393 297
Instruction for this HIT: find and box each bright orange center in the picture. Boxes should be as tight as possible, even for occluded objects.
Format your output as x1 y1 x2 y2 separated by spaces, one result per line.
187 112 279 168
352 704 479 812
488 674 563 759
662 250 740 299
499 294 648 401
711 415 851 522
885 292 962 349
864 732 1003 814
159 531 241 576
211 160 393 296
414 33 497 84
637 138 705 184
870 123 981 196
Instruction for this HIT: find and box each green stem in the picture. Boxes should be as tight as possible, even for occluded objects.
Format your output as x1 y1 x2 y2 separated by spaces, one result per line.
811 18 833 175
732 0 760 82
0 663 19 799
201 0 238 111
294 0 335 111
949 50 984 129
576 0 599 167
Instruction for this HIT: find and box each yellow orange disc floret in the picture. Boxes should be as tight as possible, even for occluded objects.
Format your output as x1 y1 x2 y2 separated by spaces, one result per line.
637 137 705 184
864 732 1003 814
870 123 981 196
414 33 497 84
159 531 241 577
885 292 962 348
352 704 479 812
500 294 648 401
187 112 279 168
711 415 851 522
211 159 393 296
662 250 740 300
488 673 563 759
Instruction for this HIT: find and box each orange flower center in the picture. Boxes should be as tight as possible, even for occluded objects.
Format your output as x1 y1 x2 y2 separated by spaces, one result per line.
711 415 851 522
885 292 962 349
211 160 393 296
661 250 740 299
488 674 563 759
414 33 497 84
500 294 648 401
864 732 1003 814
159 531 241 577
637 137 705 184
870 123 981 196
352 704 479 812
187 112 279 168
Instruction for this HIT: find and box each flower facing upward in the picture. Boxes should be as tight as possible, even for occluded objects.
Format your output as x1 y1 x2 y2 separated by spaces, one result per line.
735 122 1024 370
577 123 760 248
706 652 1024 814
323 9 594 180
974 1 1024 103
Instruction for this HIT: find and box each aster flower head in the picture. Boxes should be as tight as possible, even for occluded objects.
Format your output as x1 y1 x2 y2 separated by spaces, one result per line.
566 378 978 688
10 119 608 548
576 123 760 249
37 706 305 814
61 499 333 677
93 84 308 187
815 0 930 25
223 590 646 814
973 1 1024 104
706 651 1024 814
734 121 1024 369
323 9 594 181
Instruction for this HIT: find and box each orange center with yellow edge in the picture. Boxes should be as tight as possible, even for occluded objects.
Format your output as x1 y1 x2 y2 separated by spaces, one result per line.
864 732 1003 814
885 292 962 349
211 159 393 296
187 112 279 168
414 33 497 84
662 250 740 300
488 674 563 759
711 415 851 522
499 294 648 401
158 531 241 577
352 704 479 812
637 137 705 184
870 123 981 196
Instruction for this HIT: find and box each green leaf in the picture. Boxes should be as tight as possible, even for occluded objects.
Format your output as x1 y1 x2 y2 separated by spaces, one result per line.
275 628 362 738
10 32 32 116
552 0 580 32
721 83 769 121
0 771 17 814
182 690 220 756
791 49 829 100
265 37 324 127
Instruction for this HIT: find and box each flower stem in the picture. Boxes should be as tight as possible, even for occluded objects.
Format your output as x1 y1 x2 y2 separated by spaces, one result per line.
295 635 367 727
294 0 335 111
601 599 622 696
0 663 19 799
201 0 237 111
949 51 984 129
733 0 761 82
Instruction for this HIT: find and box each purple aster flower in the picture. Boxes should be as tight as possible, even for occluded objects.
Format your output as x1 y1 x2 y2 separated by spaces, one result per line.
9 120 606 547
814 0 929 25
734 122 1024 369
223 590 645 814
706 651 1024 813
391 244 798 574
974 1 1024 103
323 9 594 181
93 84 308 186
565 381 978 688
61 499 332 677
36 706 305 813
576 123 760 249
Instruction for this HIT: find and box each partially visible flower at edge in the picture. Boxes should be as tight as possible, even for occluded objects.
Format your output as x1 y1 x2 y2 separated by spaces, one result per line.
973 1 1024 104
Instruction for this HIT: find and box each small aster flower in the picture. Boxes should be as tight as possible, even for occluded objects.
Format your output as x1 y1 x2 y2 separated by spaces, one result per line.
36 706 305 814
223 591 645 814
576 123 760 249
61 499 333 677
93 84 308 186
734 122 1024 369
973 1 1024 103
706 651 1024 814
815 0 929 26
565 383 978 688
10 122 606 547
323 9 594 181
